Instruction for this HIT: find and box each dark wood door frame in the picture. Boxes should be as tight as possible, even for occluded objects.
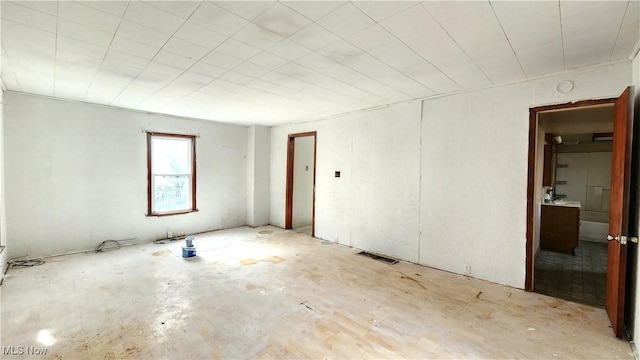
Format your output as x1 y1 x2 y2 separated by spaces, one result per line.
526 98 617 291
285 131 317 237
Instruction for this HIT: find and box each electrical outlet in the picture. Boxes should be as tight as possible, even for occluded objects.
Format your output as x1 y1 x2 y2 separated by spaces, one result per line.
463 264 471 274
176 231 185 237
167 231 173 239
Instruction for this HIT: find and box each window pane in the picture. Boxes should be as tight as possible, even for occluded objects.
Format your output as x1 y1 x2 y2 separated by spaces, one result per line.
153 175 191 213
152 137 191 175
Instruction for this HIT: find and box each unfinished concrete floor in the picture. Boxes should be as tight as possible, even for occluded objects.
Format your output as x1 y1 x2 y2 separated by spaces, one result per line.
1 226 632 359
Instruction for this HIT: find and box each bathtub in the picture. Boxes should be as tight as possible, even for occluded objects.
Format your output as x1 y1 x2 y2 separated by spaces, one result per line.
579 210 609 243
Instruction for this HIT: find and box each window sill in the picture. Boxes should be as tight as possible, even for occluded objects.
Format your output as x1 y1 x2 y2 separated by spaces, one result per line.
147 209 199 217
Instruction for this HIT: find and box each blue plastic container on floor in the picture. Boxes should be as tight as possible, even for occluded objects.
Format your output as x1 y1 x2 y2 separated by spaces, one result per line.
182 246 196 258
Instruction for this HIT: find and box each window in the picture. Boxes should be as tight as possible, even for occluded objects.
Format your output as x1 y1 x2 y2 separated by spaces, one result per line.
147 133 197 216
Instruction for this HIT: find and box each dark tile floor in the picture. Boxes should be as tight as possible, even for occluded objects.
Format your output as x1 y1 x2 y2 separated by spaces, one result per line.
534 240 607 308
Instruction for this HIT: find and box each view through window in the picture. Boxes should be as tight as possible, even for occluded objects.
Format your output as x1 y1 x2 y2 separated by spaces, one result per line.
147 133 196 216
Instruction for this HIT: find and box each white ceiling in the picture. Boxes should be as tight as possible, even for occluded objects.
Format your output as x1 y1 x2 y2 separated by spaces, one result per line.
1 1 639 126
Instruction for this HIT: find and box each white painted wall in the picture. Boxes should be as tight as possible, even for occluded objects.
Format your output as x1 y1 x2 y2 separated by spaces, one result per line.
271 102 422 262
631 49 640 342
0 89 7 280
421 62 630 288
247 125 270 227
4 92 248 258
271 61 630 289
292 136 314 227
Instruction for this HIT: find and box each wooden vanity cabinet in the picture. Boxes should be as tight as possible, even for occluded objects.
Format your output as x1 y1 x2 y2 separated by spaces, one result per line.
540 205 580 255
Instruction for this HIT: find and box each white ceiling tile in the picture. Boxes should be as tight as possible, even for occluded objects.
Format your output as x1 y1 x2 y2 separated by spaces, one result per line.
213 1 275 21
561 1 628 69
495 5 563 77
2 18 56 47
57 49 103 68
174 21 227 49
57 19 114 49
368 41 458 93
111 83 157 108
54 63 96 100
105 50 150 70
154 50 197 70
13 65 55 95
289 24 340 51
434 4 525 84
109 36 160 60
124 1 185 35
219 71 255 86
81 1 130 17
162 37 210 60
353 1 420 22
215 38 262 60
320 62 401 100
5 47 56 95
190 2 248 36
422 1 487 23
490 1 558 22
346 24 395 52
2 33 56 59
7 0 57 16
116 20 172 48
294 52 338 70
85 73 134 103
57 35 108 59
317 3 375 38
58 1 121 33
253 2 312 37
233 62 270 78
259 71 296 87
142 62 185 80
201 51 244 69
144 1 203 20
319 40 365 64
1 0 638 125
174 70 214 89
201 79 240 93
515 47 564 77
275 62 315 79
343 53 428 98
233 23 285 50
100 60 144 78
190 61 228 78
247 51 289 69
282 2 346 21
2 58 21 91
2 1 57 33
382 6 490 89
611 0 640 59
266 39 312 61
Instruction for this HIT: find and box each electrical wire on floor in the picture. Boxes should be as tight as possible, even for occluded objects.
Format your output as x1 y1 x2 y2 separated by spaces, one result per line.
8 258 45 267
94 240 121 252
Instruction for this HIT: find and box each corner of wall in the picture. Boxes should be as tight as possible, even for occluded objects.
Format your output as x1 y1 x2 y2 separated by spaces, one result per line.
246 125 271 227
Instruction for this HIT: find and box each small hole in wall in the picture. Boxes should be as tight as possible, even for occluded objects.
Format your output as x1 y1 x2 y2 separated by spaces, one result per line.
335 171 341 178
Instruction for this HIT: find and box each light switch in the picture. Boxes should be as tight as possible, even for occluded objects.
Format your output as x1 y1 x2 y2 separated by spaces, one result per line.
335 171 341 178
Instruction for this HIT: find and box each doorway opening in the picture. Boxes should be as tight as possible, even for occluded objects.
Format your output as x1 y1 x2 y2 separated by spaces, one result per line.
285 132 317 237
525 99 616 308
526 88 634 338
534 106 615 308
